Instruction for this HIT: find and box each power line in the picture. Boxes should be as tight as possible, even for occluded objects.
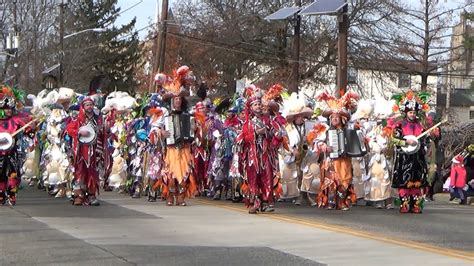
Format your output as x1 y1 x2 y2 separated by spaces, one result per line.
60 26 474 79
117 0 144 17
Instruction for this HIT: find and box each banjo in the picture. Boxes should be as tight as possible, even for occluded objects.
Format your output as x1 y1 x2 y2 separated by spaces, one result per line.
401 119 446 155
78 123 97 144
0 118 41 151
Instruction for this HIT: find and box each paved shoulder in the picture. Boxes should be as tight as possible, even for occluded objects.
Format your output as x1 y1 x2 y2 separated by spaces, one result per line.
2 189 472 266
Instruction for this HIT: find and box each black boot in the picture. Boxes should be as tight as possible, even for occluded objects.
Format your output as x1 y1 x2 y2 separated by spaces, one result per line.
224 187 232 201
0 190 6 205
213 185 222 200
148 189 157 202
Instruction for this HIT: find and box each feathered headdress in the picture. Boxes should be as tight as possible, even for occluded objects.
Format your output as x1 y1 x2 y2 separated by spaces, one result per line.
229 97 246 114
391 90 430 114
0 84 25 109
154 73 171 85
162 65 193 99
316 90 359 119
263 84 285 103
243 84 262 99
243 84 263 110
263 84 286 114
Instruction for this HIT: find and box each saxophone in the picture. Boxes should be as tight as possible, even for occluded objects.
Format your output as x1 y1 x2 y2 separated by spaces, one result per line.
295 126 309 167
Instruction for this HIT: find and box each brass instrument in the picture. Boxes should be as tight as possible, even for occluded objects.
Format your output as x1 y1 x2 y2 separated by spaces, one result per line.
295 140 309 167
295 121 314 166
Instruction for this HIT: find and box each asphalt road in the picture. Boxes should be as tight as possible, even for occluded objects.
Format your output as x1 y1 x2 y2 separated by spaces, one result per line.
0 187 472 266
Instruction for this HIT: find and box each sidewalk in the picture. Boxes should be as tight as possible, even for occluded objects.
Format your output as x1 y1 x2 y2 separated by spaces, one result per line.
432 192 474 205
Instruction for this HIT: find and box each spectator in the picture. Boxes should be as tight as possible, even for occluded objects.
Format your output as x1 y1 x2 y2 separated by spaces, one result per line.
449 155 468 205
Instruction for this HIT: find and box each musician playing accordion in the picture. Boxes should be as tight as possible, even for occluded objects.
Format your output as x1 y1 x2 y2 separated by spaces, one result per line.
0 85 33 205
155 66 197 206
314 91 361 211
65 97 106 206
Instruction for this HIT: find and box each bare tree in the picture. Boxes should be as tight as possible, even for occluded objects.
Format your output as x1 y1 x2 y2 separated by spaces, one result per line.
0 0 58 94
352 0 469 91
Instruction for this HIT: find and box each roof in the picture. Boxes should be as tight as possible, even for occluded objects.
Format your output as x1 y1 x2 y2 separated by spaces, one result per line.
351 58 439 74
42 63 60 75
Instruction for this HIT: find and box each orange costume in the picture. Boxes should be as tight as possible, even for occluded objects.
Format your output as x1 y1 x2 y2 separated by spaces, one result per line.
315 91 360 210
156 66 197 206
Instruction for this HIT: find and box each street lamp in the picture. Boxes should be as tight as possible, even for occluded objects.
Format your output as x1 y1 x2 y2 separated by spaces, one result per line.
58 28 106 86
63 28 106 40
266 0 349 98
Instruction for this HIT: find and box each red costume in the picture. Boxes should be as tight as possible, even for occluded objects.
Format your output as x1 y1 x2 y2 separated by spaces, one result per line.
0 86 32 205
65 97 106 206
237 86 274 213
193 102 209 195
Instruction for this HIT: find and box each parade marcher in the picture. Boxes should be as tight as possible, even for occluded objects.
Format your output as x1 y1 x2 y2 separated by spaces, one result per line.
352 98 394 209
209 97 234 200
0 85 33 205
227 97 246 203
315 91 360 210
102 91 137 192
302 118 328 206
157 65 197 206
236 85 274 213
424 111 443 201
146 93 166 202
262 84 286 206
43 88 75 198
388 90 439 213
65 97 107 206
204 100 224 199
279 92 313 205
193 100 209 196
127 111 149 198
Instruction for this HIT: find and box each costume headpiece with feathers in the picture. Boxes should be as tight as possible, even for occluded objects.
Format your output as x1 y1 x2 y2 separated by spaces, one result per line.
0 84 25 110
162 65 193 100
243 84 263 108
391 90 430 115
262 84 286 114
316 90 359 121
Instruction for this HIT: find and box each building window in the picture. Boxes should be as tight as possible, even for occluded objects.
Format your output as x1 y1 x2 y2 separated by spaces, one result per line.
398 73 411 88
470 110 474 120
348 67 358 84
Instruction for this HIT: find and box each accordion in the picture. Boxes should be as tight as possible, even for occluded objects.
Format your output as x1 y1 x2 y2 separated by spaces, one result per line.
164 114 195 145
328 128 367 159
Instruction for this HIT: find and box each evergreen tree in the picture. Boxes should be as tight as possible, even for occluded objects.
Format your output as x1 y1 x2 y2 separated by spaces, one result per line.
62 0 142 94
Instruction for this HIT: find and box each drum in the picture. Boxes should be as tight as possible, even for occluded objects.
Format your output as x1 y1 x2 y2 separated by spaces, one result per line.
78 123 97 144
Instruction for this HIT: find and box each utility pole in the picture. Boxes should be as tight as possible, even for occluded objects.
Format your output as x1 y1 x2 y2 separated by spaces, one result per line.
289 0 301 94
336 5 349 98
12 0 19 85
157 0 169 73
59 0 65 86
446 65 452 119
149 0 161 92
